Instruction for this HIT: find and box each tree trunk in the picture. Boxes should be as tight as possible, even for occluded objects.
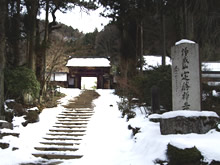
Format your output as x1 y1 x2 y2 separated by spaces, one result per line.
136 20 144 72
0 0 7 117
14 0 21 66
25 0 39 71
41 0 49 96
162 14 166 66
140 20 144 72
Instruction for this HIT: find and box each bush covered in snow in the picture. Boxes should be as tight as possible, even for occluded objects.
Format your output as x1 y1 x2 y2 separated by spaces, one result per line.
5 67 40 101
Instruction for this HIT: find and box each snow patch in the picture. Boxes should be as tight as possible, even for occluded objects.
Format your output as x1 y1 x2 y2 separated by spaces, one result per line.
27 107 39 111
149 110 219 119
175 39 195 45
202 62 220 71
143 55 171 70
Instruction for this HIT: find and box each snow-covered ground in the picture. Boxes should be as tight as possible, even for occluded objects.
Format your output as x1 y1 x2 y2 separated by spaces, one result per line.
1 88 220 165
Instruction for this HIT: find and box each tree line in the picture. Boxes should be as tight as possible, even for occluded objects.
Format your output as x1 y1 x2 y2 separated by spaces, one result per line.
94 0 220 111
96 0 220 75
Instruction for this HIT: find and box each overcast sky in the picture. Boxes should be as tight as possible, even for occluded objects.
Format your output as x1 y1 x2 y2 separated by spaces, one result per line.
39 6 111 34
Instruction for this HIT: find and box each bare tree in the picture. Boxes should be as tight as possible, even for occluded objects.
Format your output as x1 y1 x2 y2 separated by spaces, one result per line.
95 25 121 59
45 39 70 91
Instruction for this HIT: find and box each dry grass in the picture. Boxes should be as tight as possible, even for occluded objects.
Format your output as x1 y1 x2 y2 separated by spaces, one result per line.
64 90 100 109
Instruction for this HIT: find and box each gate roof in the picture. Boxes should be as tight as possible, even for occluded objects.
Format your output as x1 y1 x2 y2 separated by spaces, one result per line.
66 58 110 67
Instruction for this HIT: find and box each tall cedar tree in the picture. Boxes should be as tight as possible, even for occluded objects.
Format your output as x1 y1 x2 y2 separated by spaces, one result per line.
0 0 7 116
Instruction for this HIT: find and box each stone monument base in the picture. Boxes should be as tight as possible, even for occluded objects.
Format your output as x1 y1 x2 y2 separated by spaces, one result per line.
149 110 220 135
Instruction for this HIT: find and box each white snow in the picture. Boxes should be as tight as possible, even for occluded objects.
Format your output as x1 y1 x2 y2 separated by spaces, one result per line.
54 73 67 81
175 39 196 45
149 110 219 119
1 88 220 165
66 58 110 67
202 62 220 71
50 73 68 82
27 107 39 111
0 120 8 123
143 55 171 70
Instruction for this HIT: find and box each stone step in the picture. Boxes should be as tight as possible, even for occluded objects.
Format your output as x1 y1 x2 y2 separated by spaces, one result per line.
34 147 79 152
53 125 87 129
49 129 86 133
43 137 82 141
69 108 92 111
0 132 20 138
40 142 80 146
57 119 89 122
57 116 90 119
32 153 83 160
55 122 88 125
62 111 94 114
59 113 93 116
47 133 85 137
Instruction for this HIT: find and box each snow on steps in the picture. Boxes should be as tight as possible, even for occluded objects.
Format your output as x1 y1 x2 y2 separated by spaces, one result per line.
32 107 94 160
32 153 83 160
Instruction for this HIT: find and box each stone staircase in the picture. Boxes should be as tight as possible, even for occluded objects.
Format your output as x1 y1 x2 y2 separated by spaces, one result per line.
32 108 94 160
32 90 99 161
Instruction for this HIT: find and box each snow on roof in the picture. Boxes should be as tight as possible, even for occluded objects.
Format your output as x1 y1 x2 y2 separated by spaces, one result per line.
202 62 220 71
149 110 219 119
143 55 171 70
175 39 195 45
66 58 110 67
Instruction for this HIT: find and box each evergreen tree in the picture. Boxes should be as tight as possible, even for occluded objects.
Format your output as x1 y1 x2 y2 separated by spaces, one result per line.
0 0 7 116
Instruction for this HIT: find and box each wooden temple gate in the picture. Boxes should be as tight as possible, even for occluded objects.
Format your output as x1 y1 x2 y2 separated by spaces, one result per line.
67 66 112 89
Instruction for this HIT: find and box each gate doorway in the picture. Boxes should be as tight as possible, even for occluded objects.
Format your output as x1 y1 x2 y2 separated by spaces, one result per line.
66 58 113 89
81 77 97 90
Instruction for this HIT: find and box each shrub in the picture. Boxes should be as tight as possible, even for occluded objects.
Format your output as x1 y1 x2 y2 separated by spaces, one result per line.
25 110 39 123
166 143 204 165
5 67 40 101
22 110 39 126
117 98 136 120
132 65 172 111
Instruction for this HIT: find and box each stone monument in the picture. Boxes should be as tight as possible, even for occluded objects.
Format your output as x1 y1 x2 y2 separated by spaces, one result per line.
171 39 201 111
150 41 219 135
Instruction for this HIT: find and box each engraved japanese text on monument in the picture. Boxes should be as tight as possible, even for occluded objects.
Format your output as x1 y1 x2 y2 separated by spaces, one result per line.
181 47 190 110
171 41 201 111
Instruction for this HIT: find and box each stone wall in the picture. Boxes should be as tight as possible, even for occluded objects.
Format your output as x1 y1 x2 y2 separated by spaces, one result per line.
149 110 220 135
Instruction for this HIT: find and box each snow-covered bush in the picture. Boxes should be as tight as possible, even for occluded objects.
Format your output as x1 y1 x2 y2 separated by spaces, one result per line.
5 67 40 101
